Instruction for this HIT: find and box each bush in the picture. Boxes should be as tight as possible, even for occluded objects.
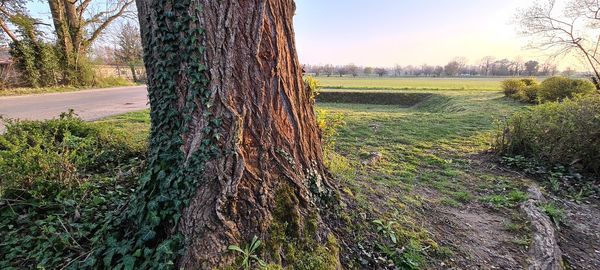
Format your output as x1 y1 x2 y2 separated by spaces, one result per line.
501 78 539 103
538 76 596 103
304 76 321 102
10 40 61 87
495 94 600 176
0 112 145 199
501 79 526 97
316 109 345 153
515 83 539 103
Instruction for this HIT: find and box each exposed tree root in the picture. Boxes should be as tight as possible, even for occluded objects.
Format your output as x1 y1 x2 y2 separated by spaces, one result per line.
520 186 563 270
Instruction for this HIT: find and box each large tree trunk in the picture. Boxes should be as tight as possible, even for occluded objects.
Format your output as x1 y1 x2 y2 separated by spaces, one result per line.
136 0 335 268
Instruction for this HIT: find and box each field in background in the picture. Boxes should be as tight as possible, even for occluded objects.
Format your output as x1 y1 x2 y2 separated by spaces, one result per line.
316 76 506 91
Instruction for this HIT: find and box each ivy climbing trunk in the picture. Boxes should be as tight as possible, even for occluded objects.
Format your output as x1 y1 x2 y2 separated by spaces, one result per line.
136 0 336 269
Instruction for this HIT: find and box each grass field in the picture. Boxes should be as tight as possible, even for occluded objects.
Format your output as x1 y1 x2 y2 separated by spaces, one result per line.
317 90 535 268
0 77 136 97
316 76 505 91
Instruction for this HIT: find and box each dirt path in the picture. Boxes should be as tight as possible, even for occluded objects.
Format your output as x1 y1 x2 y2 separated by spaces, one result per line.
419 187 529 269
418 161 600 270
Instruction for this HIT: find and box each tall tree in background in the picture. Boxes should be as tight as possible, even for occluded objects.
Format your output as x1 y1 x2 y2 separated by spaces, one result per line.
0 0 135 86
525 60 540 76
113 21 142 81
1 1 61 87
134 0 336 268
444 61 461 76
480 56 495 76
375 67 387 77
518 0 600 88
47 0 135 84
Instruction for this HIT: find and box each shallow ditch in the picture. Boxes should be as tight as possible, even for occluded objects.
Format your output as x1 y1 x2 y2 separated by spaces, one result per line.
317 91 435 107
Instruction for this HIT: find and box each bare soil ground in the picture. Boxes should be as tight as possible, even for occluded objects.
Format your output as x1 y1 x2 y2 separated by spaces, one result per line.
556 198 600 269
422 193 529 269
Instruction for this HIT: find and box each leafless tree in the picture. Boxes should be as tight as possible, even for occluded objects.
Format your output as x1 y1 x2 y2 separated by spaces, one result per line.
518 0 600 87
433 66 444 77
323 64 334 77
420 64 434 76
512 57 525 76
540 61 559 75
374 67 387 77
113 21 143 81
47 0 136 83
346 63 359 77
444 61 461 76
480 56 496 76
562 66 577 76
336 65 348 77
393 64 402 77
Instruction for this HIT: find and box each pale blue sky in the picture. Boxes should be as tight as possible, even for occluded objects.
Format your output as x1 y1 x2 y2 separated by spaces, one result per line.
26 0 567 67
294 0 543 66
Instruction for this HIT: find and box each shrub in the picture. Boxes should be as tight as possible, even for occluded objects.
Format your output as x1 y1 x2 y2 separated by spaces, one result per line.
501 78 540 103
495 94 600 176
501 79 526 97
10 40 61 88
304 76 321 102
538 76 596 103
515 83 539 103
0 112 145 199
316 109 345 153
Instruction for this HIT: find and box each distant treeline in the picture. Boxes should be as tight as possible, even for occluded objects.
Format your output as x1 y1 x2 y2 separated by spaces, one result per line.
304 58 583 78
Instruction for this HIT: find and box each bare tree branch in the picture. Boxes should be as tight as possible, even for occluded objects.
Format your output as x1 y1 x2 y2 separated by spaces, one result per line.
85 0 134 46
518 0 600 86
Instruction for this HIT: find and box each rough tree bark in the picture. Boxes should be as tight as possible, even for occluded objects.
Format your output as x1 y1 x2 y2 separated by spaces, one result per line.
136 0 335 268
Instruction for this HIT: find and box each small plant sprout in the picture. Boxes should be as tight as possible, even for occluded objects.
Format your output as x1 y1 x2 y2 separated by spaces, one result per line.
373 219 398 244
541 203 565 229
227 235 267 270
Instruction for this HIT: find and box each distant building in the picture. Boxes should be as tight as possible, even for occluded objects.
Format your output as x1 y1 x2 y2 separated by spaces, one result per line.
0 46 12 66
0 46 19 87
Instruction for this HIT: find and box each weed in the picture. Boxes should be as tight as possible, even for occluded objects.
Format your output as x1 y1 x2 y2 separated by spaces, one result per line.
440 197 459 207
500 155 598 198
0 112 147 269
228 236 267 270
482 190 528 208
541 203 565 229
373 219 398 244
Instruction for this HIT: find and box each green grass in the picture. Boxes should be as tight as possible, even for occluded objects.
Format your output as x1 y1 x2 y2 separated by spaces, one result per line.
94 109 150 145
0 77 136 97
313 89 531 268
315 76 504 91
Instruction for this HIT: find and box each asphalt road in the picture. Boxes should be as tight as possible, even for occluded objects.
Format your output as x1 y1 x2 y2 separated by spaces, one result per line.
0 86 148 131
